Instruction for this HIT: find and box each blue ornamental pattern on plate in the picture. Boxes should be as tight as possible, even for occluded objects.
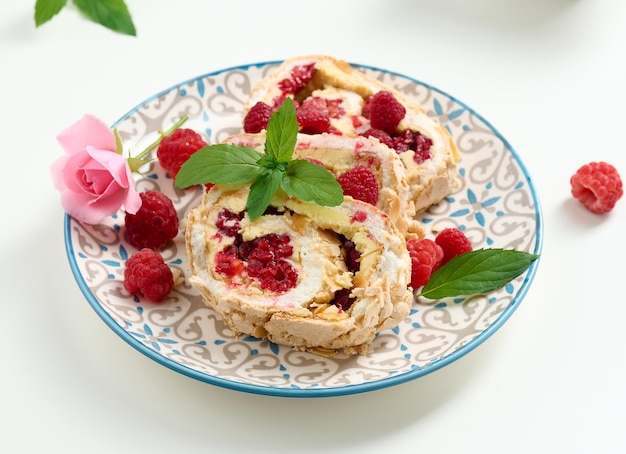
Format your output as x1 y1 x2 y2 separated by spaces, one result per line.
65 61 542 397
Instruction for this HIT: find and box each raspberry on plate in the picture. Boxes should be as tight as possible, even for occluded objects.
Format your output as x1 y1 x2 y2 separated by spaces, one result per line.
156 128 208 178
336 166 379 206
296 97 331 134
435 227 473 266
124 191 179 250
406 238 444 289
243 101 273 133
367 91 406 135
570 161 623 213
123 248 174 302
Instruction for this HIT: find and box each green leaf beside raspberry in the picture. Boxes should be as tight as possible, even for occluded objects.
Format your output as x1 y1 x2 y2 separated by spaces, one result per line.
417 249 540 300
283 160 344 206
35 0 136 36
34 0 67 27
175 98 344 220
176 144 263 185
247 169 283 220
264 99 299 162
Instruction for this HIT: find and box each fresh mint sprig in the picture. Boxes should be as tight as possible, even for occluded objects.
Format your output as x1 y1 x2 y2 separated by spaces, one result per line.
35 0 137 36
175 98 344 220
417 248 539 300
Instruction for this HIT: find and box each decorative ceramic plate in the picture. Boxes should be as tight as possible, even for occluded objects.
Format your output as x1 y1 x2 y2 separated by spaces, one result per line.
65 61 543 398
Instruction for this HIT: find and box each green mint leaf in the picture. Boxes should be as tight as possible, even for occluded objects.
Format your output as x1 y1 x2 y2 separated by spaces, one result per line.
35 0 68 26
257 154 288 172
175 144 262 188
282 160 344 206
247 169 283 220
264 98 298 162
72 0 137 36
418 249 540 300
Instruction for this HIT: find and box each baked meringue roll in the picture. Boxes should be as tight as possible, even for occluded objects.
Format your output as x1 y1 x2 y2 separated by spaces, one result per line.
224 132 424 239
185 185 412 356
243 54 461 212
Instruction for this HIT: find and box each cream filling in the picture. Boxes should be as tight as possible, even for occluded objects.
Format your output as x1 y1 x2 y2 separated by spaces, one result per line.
188 190 354 311
188 187 409 313
224 132 422 238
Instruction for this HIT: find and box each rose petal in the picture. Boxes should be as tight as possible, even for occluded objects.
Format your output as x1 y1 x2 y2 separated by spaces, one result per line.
85 147 141 214
50 155 70 190
86 168 116 193
56 114 116 156
86 147 130 184
62 150 98 194
121 163 142 215
60 189 119 225
52 115 143 224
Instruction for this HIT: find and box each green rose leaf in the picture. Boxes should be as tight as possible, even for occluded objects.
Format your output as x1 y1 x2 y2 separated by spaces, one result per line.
418 249 540 299
72 0 137 36
175 144 262 188
282 160 344 206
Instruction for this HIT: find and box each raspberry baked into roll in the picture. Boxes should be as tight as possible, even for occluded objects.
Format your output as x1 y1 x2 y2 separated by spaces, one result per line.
243 54 461 212
224 131 424 240
185 185 413 357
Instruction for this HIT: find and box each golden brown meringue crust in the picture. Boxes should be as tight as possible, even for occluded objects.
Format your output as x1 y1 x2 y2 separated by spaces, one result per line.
224 132 424 239
185 186 412 356
245 54 461 212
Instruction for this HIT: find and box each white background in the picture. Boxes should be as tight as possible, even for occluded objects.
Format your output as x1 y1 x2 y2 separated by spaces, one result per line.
2 1 625 452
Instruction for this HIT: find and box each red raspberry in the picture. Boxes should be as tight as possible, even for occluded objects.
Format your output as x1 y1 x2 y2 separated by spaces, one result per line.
336 166 379 206
324 98 345 119
333 288 355 312
414 133 433 163
435 228 473 266
342 238 361 273
215 233 298 294
215 208 243 237
214 245 244 276
156 128 208 179
125 191 179 250
277 63 315 95
406 238 444 289
570 161 623 213
123 248 174 302
296 97 331 134
361 128 394 148
362 96 373 119
392 130 433 162
367 91 406 135
243 101 273 133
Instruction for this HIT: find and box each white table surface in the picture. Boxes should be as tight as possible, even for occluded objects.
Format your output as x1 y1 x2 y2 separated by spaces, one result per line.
2 1 625 452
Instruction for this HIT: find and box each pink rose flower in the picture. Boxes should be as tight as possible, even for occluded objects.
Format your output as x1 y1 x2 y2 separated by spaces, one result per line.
50 114 142 224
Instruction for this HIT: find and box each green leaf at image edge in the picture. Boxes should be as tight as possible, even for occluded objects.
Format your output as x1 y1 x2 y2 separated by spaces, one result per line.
72 0 137 36
418 249 540 300
35 0 68 26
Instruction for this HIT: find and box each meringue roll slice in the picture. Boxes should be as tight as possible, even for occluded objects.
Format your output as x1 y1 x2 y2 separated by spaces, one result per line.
185 185 413 357
224 132 424 239
243 54 461 212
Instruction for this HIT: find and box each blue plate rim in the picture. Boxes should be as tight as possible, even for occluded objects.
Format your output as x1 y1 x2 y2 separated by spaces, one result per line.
64 59 544 398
